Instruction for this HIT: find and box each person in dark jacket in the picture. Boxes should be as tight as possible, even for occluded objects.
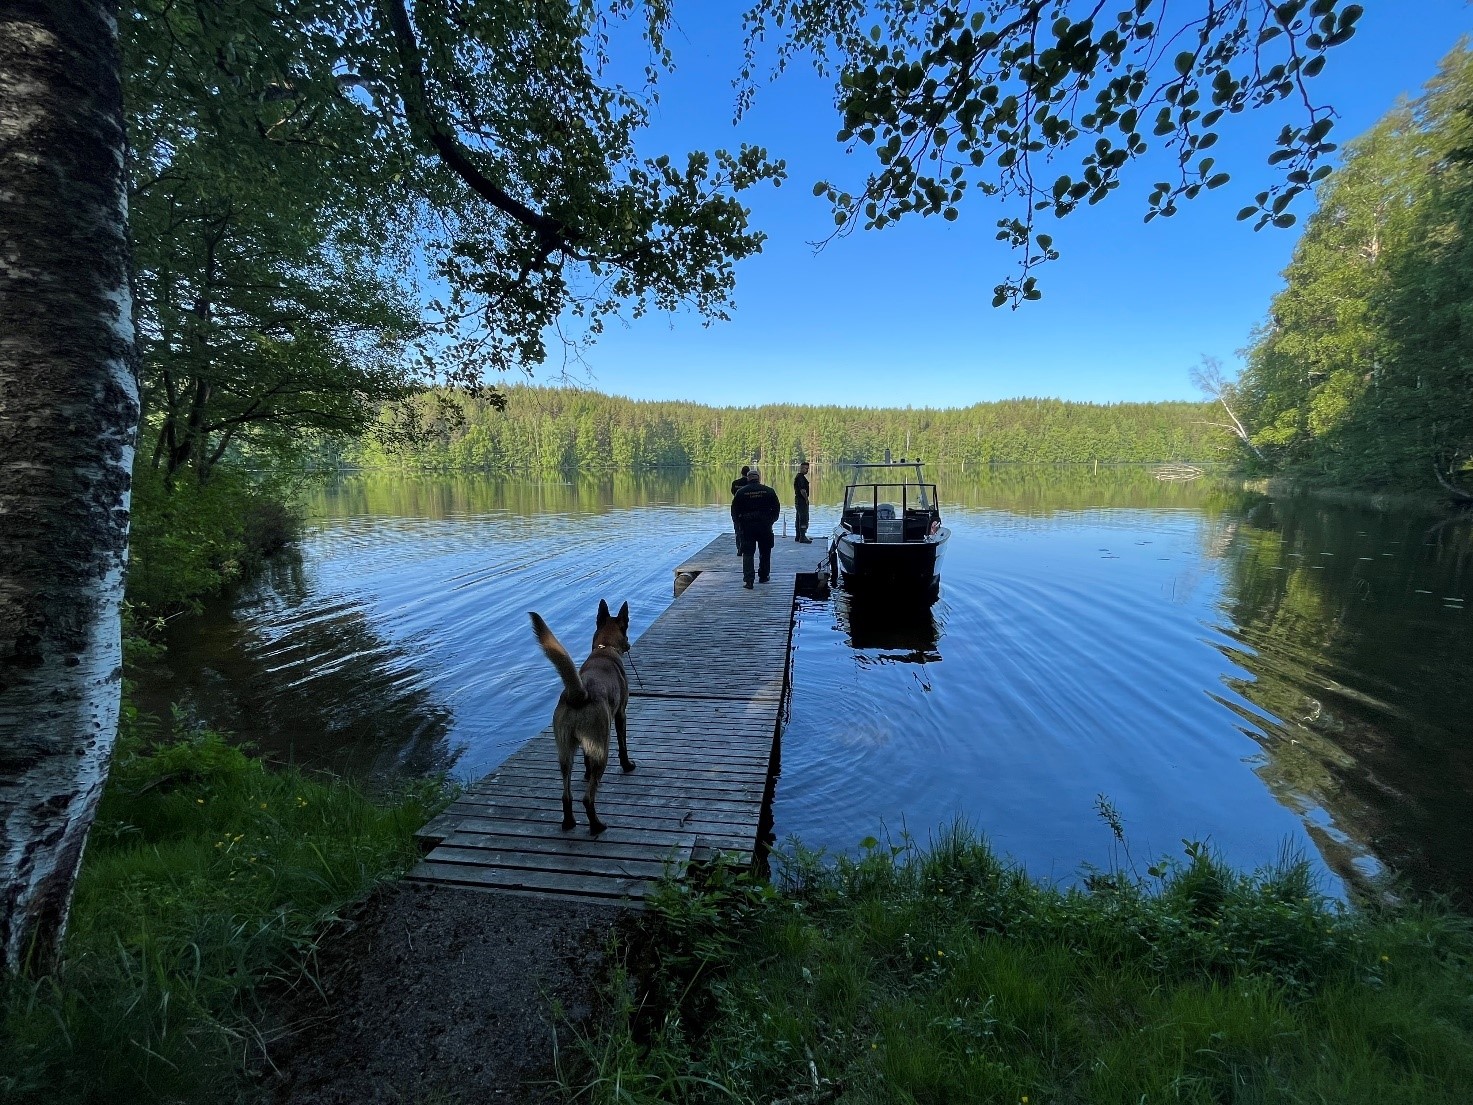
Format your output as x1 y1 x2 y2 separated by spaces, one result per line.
730 465 750 553
730 468 781 588
792 461 812 543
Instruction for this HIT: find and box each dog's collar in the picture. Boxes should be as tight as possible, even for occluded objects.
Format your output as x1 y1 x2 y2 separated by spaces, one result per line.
594 643 621 651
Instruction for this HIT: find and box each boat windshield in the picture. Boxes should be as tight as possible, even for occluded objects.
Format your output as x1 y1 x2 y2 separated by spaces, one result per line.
842 463 934 511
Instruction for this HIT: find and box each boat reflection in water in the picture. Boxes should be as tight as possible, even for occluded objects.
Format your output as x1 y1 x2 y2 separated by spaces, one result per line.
833 586 943 668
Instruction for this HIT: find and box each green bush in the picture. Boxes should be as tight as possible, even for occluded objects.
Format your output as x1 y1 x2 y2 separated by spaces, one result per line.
127 465 301 616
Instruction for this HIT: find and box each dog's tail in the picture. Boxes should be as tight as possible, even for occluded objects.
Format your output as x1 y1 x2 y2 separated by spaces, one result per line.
529 612 588 706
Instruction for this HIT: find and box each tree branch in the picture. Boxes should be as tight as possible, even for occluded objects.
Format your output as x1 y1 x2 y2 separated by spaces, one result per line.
380 0 575 254
1431 461 1473 503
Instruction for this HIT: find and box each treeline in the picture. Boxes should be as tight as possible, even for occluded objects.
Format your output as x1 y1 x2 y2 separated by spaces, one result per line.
337 387 1218 471
1229 44 1473 497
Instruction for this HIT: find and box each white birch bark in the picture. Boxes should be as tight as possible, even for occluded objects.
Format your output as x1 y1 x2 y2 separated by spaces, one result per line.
0 0 137 975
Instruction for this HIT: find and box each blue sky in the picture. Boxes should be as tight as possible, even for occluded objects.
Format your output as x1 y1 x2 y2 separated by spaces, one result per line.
542 2 1473 409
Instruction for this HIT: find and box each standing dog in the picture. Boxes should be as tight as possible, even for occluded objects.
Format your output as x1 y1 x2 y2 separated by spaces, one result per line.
528 600 636 835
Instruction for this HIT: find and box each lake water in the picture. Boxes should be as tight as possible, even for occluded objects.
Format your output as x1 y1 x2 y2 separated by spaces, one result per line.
139 468 1473 902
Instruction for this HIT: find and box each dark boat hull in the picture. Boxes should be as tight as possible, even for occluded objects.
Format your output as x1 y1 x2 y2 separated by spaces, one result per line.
831 528 949 592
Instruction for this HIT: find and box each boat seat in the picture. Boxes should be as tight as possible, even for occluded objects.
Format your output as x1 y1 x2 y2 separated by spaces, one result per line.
875 503 903 543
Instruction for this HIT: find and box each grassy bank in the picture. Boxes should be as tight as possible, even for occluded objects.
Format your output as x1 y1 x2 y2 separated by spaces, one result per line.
0 714 446 1105
572 828 1473 1104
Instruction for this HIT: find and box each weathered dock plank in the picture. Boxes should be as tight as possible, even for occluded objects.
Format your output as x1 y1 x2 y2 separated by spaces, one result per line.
410 862 656 901
408 532 828 904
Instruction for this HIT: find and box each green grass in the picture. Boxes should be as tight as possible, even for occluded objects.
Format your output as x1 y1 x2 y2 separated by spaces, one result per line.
565 825 1473 1104
1 714 447 1105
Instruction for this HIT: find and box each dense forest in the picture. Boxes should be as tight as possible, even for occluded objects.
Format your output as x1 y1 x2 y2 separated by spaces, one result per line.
337 387 1220 471
1227 44 1473 498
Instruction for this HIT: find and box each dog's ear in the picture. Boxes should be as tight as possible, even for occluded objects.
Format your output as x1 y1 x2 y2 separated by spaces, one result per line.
617 601 629 628
597 598 610 625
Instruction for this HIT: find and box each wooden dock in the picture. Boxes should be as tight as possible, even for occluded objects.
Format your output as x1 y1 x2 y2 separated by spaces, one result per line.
408 532 829 904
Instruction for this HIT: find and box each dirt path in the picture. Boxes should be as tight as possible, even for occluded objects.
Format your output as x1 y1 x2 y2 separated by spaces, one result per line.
262 881 622 1104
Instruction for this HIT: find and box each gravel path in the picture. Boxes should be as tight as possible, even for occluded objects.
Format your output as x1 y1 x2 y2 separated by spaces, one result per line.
262 881 623 1104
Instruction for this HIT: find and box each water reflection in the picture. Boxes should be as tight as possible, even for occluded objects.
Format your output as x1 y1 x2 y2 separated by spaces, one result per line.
312 468 757 522
306 464 1225 522
134 552 460 781
132 471 741 785
1212 494 1473 902
833 588 943 666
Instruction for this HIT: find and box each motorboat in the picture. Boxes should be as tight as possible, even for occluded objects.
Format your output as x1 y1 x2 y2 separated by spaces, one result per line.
829 459 949 593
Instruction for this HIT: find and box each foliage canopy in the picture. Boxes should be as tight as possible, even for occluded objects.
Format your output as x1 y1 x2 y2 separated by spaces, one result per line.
741 0 1363 304
1232 43 1473 494
124 0 787 487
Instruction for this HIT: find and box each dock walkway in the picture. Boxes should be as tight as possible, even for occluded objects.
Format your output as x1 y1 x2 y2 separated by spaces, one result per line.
409 532 827 904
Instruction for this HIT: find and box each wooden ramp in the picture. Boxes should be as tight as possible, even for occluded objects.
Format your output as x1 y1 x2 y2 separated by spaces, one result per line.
409 532 829 904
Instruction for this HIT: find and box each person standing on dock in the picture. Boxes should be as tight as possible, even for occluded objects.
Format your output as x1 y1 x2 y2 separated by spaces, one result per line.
792 461 812 543
731 468 780 588
730 465 749 553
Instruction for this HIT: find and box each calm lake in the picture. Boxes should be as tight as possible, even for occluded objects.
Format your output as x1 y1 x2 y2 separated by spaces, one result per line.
139 468 1473 901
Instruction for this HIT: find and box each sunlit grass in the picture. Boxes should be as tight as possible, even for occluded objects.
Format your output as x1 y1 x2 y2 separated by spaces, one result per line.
0 720 447 1105
567 824 1473 1104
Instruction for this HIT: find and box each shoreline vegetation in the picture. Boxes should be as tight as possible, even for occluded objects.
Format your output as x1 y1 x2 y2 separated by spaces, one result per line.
10 760 1472 1104
19 442 1473 1105
0 712 450 1104
1225 47 1473 506
575 830 1473 1105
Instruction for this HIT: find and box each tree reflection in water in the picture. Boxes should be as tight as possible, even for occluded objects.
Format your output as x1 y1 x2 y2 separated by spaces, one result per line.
1212 491 1473 903
134 549 460 784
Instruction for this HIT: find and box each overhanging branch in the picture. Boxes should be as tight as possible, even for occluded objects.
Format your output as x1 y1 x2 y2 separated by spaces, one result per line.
380 0 575 255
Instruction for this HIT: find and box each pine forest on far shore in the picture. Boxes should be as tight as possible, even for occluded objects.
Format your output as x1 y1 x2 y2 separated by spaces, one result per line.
336 387 1222 472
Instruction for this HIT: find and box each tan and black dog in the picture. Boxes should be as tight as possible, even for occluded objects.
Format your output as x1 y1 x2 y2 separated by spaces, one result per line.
528 600 635 835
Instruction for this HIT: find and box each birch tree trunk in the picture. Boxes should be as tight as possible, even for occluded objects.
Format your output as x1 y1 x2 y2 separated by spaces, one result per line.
0 0 137 975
